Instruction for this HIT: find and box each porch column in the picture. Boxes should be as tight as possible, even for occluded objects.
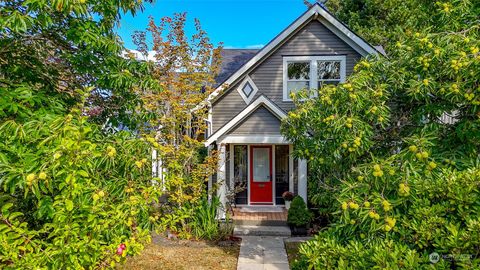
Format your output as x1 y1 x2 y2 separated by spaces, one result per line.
217 143 227 219
229 144 234 193
298 159 307 203
289 145 294 192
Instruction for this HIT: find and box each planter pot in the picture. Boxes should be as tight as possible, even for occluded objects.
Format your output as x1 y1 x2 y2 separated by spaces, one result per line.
290 225 308 236
285 201 291 209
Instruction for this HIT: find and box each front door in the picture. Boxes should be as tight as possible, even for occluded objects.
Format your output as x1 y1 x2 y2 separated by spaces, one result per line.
250 146 273 204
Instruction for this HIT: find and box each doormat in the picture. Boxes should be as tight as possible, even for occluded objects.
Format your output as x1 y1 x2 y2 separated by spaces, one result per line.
239 206 284 213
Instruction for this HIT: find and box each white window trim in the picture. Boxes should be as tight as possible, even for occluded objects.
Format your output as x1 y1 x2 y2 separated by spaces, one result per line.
236 75 259 104
283 55 346 101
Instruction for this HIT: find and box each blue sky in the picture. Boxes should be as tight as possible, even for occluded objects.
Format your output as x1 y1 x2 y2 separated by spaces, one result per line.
117 0 308 50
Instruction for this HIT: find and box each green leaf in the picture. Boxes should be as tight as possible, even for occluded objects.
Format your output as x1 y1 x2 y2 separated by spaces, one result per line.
65 199 74 212
2 203 13 214
77 170 89 177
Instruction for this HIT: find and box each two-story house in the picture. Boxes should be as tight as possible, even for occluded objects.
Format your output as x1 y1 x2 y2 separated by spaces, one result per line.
205 3 383 211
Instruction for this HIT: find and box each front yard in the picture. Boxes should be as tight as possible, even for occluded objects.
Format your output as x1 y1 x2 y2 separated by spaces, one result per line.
118 235 240 270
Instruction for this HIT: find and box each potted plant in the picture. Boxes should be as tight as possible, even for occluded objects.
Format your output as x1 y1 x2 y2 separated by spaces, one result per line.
287 196 312 236
282 191 294 209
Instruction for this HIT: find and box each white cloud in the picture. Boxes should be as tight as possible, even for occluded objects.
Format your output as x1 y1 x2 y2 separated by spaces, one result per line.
223 44 264 49
245 44 264 49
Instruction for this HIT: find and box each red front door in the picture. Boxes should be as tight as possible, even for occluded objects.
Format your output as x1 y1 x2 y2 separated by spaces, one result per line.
250 146 273 204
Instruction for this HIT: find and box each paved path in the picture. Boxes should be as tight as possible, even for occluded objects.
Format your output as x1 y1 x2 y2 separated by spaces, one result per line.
237 236 289 270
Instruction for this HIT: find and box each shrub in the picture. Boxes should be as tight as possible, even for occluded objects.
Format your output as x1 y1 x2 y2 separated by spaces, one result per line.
0 107 164 269
287 196 312 227
294 165 480 269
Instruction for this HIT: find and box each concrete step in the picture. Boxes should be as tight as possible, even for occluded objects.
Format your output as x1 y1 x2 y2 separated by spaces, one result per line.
234 225 291 237
234 219 288 227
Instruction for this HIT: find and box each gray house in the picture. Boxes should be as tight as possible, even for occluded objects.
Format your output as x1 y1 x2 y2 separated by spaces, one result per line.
205 3 382 211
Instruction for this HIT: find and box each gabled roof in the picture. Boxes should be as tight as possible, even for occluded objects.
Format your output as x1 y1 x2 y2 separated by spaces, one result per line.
205 95 287 146
208 3 382 103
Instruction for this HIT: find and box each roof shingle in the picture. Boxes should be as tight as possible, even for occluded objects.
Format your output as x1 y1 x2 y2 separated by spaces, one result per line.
215 49 259 86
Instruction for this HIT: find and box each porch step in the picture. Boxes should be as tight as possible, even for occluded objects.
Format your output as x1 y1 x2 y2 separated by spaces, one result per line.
233 225 291 237
234 219 288 226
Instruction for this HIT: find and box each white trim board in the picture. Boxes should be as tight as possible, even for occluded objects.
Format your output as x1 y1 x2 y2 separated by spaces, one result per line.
205 95 287 146
207 3 380 104
272 145 276 206
219 135 290 145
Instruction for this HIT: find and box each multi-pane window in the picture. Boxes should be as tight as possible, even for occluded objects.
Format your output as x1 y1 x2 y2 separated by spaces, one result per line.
283 56 346 101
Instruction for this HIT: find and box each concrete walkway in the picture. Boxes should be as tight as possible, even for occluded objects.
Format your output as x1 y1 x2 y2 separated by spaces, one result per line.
237 236 289 270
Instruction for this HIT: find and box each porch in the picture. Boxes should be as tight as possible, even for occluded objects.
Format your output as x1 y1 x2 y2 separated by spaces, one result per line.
208 137 308 217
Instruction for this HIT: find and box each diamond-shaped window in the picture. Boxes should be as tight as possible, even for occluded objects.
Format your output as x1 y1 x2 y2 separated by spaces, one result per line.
237 76 258 104
242 82 253 97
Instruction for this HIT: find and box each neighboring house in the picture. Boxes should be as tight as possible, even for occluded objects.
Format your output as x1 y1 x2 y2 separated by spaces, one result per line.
205 3 383 211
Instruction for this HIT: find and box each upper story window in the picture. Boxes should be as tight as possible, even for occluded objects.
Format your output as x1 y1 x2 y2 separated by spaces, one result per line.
283 56 346 101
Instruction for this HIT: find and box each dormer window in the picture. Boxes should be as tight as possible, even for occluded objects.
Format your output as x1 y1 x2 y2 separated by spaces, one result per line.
283 56 346 101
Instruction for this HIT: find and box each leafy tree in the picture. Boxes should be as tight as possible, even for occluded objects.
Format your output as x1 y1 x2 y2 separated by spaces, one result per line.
0 0 164 268
133 13 222 235
285 0 479 268
0 0 155 128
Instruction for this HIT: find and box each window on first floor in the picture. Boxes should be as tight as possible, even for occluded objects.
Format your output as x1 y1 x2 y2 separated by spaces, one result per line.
283 55 346 101
234 145 248 205
275 145 290 205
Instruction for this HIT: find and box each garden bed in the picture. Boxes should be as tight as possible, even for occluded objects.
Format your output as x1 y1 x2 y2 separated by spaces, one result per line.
118 234 241 270
285 241 302 266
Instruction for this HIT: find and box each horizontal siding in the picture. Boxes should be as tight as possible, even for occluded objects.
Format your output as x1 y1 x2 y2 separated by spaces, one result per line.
212 19 362 133
228 106 281 136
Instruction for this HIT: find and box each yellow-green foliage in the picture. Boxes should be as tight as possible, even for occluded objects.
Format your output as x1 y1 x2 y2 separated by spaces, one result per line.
0 0 221 268
0 104 163 269
285 0 479 268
